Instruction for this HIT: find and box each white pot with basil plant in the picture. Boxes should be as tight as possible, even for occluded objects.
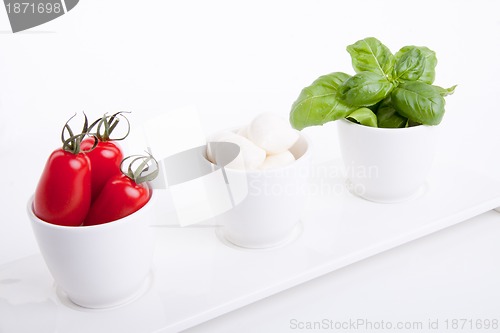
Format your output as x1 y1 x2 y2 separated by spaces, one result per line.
290 37 456 203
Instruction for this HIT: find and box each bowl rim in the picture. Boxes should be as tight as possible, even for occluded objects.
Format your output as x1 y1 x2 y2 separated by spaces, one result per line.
205 130 311 175
338 117 438 132
27 185 156 230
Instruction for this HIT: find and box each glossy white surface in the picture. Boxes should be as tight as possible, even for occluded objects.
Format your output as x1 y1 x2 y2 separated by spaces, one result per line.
186 210 500 333
1 0 499 332
2 157 500 332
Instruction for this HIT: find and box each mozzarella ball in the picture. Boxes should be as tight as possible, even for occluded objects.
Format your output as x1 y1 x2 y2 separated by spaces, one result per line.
206 131 235 163
236 125 249 138
247 112 299 154
206 131 266 170
260 150 296 170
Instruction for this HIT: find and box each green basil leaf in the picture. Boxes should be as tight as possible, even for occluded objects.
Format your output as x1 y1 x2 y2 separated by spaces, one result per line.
376 97 407 128
367 100 383 113
434 84 457 97
393 47 424 82
337 71 394 107
391 81 445 125
346 37 395 78
346 107 378 127
395 46 437 84
407 120 422 127
290 72 357 130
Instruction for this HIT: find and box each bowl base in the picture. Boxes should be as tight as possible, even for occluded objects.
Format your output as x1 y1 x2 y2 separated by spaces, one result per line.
216 221 303 251
346 179 429 204
54 272 154 311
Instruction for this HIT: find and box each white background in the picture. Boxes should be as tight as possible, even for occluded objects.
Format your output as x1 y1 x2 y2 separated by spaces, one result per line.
0 1 499 332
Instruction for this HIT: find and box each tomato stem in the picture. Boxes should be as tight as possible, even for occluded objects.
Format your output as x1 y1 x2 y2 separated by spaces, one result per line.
90 111 131 142
61 113 96 154
120 153 159 184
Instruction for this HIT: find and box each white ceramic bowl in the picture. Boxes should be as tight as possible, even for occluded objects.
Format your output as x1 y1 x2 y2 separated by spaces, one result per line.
213 134 311 249
27 189 156 309
337 118 438 203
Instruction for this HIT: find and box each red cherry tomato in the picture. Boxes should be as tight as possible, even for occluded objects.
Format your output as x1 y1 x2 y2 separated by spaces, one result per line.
34 150 91 226
83 154 158 226
83 174 151 226
83 112 130 201
33 114 93 226
81 139 123 201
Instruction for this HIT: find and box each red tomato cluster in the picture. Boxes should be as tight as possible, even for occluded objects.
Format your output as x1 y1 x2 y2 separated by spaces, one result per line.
33 113 158 227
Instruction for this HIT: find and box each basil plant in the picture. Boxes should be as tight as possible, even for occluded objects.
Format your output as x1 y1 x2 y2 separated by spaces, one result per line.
290 37 456 130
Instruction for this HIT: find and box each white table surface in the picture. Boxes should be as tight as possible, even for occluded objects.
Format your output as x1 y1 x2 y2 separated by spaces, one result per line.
1 1 500 332
186 210 500 333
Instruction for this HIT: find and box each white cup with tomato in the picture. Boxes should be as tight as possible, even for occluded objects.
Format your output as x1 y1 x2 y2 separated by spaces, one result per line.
28 114 159 309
